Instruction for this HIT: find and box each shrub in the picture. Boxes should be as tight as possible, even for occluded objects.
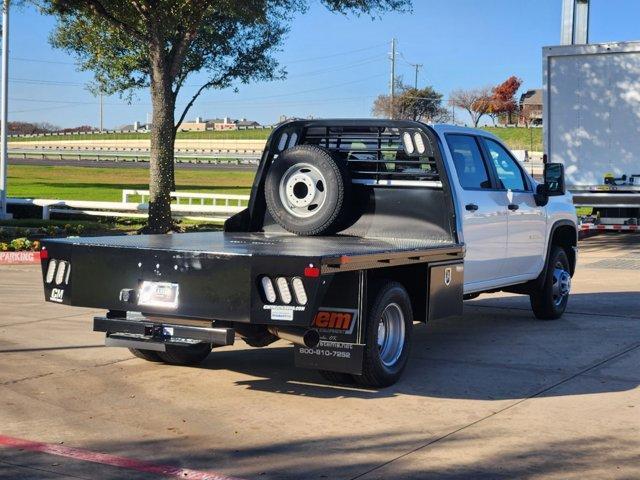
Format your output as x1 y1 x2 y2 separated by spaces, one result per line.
10 238 32 251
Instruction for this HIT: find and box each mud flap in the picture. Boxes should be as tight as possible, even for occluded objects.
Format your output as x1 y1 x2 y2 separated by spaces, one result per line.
294 271 365 375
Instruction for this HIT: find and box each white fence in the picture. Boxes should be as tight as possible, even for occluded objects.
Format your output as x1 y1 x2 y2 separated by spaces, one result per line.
122 189 249 207
7 191 250 223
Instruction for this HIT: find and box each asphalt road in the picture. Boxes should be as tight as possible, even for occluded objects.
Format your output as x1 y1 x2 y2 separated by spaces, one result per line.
1 234 639 479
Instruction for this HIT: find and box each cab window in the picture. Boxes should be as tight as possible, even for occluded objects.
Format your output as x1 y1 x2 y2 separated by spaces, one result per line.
446 134 491 190
483 139 528 191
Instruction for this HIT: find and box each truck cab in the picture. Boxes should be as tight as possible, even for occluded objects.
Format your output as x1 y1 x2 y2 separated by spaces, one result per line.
433 125 577 295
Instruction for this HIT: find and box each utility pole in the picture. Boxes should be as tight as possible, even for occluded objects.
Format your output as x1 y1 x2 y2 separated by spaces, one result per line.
0 0 10 220
99 91 103 132
389 38 396 119
412 63 423 89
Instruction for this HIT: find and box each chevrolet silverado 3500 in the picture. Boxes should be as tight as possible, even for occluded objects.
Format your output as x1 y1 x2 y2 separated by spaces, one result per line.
40 120 578 387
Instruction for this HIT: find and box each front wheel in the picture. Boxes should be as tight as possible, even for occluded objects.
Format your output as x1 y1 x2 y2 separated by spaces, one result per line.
355 281 413 388
530 246 571 320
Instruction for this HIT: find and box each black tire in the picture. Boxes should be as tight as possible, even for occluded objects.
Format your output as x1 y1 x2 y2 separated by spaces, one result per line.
354 281 413 388
318 370 355 385
156 343 212 366
128 348 163 362
264 145 351 236
530 246 571 320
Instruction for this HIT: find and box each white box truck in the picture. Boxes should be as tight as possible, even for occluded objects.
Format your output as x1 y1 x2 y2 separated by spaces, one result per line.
543 41 640 232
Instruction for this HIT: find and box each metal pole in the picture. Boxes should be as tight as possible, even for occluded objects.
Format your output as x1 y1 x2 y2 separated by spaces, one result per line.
561 0 590 45
0 0 10 220
389 38 396 119
413 64 422 89
99 91 103 132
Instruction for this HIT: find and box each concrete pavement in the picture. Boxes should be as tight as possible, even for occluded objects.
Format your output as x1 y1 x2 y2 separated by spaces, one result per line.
0 234 638 479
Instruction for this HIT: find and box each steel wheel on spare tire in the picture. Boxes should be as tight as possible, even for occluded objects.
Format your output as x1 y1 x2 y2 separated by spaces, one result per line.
264 145 351 236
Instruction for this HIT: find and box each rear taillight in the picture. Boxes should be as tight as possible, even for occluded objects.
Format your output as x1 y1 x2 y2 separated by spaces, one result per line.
44 258 71 285
260 275 308 306
260 276 277 303
291 277 307 305
276 277 292 304
45 259 57 284
55 261 68 285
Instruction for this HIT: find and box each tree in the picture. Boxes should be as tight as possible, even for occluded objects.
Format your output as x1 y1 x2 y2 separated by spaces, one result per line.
490 76 522 125
372 81 449 122
39 0 411 233
448 87 492 127
7 121 59 135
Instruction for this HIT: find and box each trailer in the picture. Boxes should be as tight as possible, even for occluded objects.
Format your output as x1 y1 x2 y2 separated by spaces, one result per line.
543 41 640 231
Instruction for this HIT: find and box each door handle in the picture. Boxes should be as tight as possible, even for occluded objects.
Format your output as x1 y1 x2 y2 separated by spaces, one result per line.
465 203 479 211
508 204 520 211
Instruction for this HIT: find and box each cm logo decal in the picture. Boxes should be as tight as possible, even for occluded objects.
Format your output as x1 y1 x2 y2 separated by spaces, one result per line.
312 308 358 334
50 288 65 303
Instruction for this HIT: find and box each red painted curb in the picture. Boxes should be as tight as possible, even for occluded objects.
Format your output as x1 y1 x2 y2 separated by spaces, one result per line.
0 251 40 265
0 434 243 480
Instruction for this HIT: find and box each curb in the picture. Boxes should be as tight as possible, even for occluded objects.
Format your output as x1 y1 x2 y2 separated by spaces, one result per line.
0 251 41 265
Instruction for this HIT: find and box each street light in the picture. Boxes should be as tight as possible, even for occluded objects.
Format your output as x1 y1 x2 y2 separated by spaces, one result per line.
0 0 10 220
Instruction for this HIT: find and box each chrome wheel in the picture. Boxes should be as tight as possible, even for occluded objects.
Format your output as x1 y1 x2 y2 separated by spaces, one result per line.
552 261 571 306
278 163 327 218
377 303 406 367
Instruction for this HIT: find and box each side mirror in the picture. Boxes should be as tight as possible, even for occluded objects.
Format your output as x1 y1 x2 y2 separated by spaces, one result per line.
534 163 566 206
544 162 566 196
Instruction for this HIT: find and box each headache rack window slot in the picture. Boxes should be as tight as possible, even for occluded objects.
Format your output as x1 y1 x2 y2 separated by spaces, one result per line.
300 126 439 184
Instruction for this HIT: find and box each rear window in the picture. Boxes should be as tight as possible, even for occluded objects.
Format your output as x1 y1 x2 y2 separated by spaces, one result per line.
446 134 491 190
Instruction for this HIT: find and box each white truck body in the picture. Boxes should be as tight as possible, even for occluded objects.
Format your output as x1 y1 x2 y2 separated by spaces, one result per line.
543 41 640 191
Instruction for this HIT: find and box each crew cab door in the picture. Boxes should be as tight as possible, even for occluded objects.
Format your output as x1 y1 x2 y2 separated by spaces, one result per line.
445 134 508 288
480 138 546 278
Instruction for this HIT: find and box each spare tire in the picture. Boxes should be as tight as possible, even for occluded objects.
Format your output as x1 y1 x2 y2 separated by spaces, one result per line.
265 145 351 235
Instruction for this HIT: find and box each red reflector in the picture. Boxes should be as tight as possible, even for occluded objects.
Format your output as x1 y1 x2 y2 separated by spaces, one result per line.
304 266 320 278
39 249 49 260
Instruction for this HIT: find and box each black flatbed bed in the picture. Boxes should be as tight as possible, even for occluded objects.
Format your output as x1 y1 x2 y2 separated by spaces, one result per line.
47 231 463 272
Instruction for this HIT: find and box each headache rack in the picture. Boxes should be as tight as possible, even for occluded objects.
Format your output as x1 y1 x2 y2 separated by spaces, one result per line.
300 125 440 184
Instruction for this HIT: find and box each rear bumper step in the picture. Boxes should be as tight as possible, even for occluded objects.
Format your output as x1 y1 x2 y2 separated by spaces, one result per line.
93 316 235 348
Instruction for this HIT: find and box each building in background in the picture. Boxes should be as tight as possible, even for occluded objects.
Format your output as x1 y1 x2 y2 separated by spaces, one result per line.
210 117 260 131
519 89 543 126
180 116 207 131
122 117 261 132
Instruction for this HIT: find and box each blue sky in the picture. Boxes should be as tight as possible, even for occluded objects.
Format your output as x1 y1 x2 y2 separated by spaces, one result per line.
7 0 640 128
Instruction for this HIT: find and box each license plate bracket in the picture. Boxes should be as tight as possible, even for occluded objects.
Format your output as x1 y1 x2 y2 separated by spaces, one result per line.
138 281 179 309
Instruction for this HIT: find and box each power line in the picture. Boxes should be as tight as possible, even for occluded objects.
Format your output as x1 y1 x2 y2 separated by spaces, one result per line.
9 72 389 109
282 42 388 64
9 77 85 86
8 54 386 89
12 56 75 65
11 42 389 69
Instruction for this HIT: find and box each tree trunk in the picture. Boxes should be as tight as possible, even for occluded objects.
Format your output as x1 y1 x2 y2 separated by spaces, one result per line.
147 47 176 234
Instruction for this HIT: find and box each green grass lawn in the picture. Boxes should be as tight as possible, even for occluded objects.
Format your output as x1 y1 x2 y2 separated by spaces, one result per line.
8 165 254 201
9 128 274 143
482 127 543 151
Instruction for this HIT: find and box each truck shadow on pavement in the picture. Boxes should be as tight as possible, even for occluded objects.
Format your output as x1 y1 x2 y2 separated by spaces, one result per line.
4 432 638 480
194 292 640 401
